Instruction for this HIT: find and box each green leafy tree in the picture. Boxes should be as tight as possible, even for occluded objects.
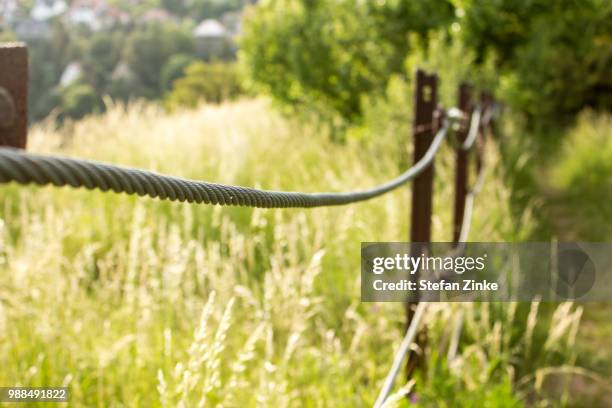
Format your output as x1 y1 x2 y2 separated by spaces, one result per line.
454 0 549 65
81 31 124 92
160 54 197 92
59 82 103 120
458 0 612 129
240 0 453 123
508 2 612 128
123 23 195 98
165 61 243 108
28 20 80 121
161 0 189 16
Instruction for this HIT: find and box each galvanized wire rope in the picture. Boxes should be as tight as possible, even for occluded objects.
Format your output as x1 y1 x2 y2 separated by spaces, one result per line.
461 105 481 151
0 122 449 208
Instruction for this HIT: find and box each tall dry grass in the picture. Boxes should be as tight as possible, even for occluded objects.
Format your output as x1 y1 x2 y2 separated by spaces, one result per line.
0 99 581 406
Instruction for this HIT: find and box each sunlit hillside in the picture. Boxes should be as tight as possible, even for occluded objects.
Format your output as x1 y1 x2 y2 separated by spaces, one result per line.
0 100 584 406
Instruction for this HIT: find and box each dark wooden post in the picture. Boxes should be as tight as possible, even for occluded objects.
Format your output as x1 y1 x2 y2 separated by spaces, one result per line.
406 69 438 376
0 43 28 149
453 84 473 243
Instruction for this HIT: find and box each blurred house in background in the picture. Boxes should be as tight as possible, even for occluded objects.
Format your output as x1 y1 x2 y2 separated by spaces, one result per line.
15 18 50 40
193 18 232 60
67 0 107 30
30 0 68 21
0 0 20 25
2 0 248 122
59 61 83 87
8 0 130 34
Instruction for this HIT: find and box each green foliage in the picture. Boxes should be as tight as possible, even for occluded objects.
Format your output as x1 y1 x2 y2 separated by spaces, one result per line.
456 0 551 65
460 0 612 129
123 23 195 97
510 3 611 128
160 53 197 92
160 0 189 16
240 0 453 123
347 30 498 169
165 61 243 108
411 353 522 408
59 82 103 120
242 0 611 140
80 31 124 92
28 21 80 121
550 112 612 240
24 16 225 122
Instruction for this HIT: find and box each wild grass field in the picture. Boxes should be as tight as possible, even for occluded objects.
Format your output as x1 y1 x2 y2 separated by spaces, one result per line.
0 99 595 406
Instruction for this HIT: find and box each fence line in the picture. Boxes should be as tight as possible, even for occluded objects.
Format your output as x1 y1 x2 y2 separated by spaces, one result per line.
373 99 491 406
0 42 498 408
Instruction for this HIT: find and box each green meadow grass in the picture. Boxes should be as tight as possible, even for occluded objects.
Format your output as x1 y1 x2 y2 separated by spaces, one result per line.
0 99 584 407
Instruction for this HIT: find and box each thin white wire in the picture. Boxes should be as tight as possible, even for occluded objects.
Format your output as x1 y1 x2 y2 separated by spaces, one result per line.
461 106 481 151
373 302 428 408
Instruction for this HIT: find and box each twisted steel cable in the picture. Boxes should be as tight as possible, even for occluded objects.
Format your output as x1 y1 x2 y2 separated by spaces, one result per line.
0 122 449 209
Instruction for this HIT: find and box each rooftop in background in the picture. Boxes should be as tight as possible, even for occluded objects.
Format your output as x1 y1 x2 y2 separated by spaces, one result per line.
193 19 227 38
31 0 68 21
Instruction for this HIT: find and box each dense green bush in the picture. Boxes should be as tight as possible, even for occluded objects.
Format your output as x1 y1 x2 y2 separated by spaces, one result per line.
549 112 612 240
165 62 243 108
58 82 103 121
460 0 612 129
455 1 612 224
240 0 453 123
457 0 551 65
160 54 198 93
123 23 195 98
242 0 611 136
80 31 124 93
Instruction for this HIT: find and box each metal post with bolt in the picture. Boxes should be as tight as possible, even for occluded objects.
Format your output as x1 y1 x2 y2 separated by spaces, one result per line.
0 43 28 149
453 83 473 243
406 69 438 377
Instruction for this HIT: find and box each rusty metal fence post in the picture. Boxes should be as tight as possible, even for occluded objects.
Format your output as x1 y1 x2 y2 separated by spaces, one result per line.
0 43 28 149
453 84 473 243
410 70 437 247
405 69 438 376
